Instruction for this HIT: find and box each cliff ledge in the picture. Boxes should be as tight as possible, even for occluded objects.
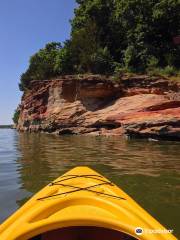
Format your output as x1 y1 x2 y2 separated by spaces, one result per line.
17 74 180 140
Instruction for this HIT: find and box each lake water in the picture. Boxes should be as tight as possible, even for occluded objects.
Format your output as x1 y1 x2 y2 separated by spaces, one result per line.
0 129 179 238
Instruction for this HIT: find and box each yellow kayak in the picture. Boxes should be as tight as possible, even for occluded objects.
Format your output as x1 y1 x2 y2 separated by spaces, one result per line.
0 167 176 240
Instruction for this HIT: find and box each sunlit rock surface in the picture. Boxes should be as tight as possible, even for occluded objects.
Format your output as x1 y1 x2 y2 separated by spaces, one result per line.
17 75 180 140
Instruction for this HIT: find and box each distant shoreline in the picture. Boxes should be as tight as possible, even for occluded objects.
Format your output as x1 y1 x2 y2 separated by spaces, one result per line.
0 125 13 129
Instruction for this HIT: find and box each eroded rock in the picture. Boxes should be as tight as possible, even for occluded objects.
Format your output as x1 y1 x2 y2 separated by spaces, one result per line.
17 75 180 140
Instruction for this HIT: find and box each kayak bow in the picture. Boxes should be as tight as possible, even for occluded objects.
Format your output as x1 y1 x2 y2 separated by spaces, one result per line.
0 167 177 240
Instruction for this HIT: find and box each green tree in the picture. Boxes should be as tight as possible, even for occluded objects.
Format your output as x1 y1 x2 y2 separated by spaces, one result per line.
19 0 180 91
73 0 180 71
19 42 62 91
54 41 75 75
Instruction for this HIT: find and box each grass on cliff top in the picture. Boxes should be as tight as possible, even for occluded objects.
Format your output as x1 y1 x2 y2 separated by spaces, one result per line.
111 65 180 83
148 66 180 82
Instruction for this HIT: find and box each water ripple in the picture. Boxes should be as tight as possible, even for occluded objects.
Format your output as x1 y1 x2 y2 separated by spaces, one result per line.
0 130 179 237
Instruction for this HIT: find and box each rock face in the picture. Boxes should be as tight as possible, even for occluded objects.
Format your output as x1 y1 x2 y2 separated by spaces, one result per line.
17 75 180 140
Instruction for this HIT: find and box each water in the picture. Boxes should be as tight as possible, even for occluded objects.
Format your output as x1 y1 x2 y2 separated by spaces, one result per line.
0 129 179 238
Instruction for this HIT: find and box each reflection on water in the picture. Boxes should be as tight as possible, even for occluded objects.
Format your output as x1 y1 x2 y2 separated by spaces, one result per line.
0 129 180 237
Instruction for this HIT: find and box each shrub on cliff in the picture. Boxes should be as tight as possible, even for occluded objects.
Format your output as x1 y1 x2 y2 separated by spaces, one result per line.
12 109 20 124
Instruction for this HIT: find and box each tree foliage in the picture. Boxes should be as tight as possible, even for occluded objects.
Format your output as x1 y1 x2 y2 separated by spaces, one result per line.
20 0 180 91
19 42 61 90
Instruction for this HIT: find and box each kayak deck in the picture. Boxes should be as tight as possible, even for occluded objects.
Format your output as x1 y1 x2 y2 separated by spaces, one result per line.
0 167 177 240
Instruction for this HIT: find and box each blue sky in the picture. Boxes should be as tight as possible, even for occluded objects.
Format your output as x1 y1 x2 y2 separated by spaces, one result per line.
0 0 76 124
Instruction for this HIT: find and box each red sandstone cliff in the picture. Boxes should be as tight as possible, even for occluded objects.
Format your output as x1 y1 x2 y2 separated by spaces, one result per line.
17 74 180 140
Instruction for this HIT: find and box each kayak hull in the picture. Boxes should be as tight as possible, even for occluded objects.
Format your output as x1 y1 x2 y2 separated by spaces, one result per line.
0 167 177 240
